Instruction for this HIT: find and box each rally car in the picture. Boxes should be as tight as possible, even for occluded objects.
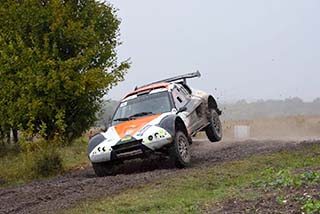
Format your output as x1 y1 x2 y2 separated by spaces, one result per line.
88 71 222 176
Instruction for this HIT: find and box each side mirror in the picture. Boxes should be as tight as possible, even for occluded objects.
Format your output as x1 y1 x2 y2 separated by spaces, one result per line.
176 106 187 114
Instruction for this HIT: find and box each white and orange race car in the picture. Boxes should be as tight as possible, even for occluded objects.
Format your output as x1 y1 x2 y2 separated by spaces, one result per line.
88 71 222 176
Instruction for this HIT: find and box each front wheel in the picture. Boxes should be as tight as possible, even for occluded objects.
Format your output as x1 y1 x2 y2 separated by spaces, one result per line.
169 131 191 168
92 162 117 177
205 109 223 142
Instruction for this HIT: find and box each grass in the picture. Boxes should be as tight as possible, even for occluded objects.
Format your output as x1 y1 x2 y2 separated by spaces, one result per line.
60 137 90 171
63 143 320 214
0 137 89 187
250 168 320 213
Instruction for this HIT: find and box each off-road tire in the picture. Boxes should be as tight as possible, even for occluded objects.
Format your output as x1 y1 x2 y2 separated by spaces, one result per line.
205 109 222 142
169 131 191 168
92 162 116 177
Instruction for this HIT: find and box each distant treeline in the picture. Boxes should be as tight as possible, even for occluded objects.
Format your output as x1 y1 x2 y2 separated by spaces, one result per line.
221 97 320 120
95 97 320 127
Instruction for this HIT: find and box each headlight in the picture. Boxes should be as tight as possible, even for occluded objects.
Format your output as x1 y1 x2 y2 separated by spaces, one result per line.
148 135 153 141
144 129 168 143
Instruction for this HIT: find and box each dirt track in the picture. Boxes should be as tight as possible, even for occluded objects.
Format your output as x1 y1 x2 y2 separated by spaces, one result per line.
0 138 319 214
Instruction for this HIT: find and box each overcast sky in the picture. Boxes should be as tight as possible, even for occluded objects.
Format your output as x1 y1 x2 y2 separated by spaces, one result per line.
107 0 319 102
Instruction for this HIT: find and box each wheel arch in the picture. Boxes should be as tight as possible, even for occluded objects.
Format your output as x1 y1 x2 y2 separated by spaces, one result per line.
88 134 105 155
208 95 218 110
175 117 188 137
207 95 222 115
158 115 191 144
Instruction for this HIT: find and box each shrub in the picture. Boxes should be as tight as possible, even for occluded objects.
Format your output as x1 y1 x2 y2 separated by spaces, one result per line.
0 142 20 157
31 149 63 178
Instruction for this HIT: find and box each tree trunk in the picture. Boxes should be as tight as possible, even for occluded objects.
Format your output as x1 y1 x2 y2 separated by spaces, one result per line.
0 126 3 142
6 131 10 144
13 128 18 143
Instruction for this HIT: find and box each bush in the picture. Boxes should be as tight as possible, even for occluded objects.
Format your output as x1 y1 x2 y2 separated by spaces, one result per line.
0 137 89 187
32 150 63 178
0 142 20 157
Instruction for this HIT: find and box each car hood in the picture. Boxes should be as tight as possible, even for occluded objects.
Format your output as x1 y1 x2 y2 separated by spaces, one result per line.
113 114 161 139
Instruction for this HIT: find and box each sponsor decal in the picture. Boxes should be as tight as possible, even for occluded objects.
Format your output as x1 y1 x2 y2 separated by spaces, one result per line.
158 129 165 136
137 125 152 136
121 136 132 142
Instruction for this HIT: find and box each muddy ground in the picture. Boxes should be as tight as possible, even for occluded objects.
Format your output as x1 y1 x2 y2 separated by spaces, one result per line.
0 138 319 214
210 182 320 213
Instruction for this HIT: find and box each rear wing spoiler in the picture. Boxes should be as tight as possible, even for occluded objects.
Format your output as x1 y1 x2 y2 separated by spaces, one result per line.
136 71 201 90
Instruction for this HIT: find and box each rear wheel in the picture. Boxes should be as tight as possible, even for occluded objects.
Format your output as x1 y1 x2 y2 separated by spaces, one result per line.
205 109 222 142
92 162 116 177
169 131 191 168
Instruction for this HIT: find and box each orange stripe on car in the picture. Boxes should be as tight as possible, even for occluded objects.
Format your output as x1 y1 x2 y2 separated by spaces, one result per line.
114 114 160 139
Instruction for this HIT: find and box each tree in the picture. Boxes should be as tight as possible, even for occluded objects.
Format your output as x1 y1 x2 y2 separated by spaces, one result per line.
0 0 129 142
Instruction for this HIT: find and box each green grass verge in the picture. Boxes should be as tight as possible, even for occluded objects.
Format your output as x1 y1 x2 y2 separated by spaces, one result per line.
0 137 89 187
63 143 320 214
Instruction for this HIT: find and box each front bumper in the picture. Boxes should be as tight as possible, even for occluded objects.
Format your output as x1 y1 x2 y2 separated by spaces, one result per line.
89 126 172 163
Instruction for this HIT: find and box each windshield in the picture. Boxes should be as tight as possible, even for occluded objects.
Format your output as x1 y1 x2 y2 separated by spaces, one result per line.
112 91 172 125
